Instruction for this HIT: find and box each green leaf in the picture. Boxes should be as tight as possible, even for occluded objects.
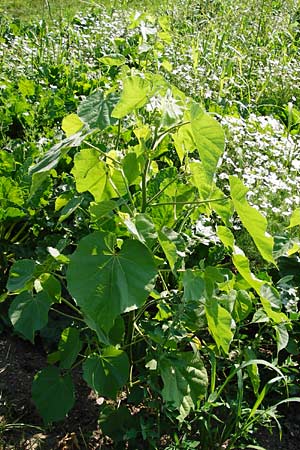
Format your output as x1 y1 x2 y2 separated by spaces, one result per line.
190 103 225 188
172 122 196 163
9 291 52 343
232 290 253 322
160 351 208 421
123 152 140 185
274 323 289 353
100 53 126 66
217 226 235 249
71 148 115 202
29 130 93 175
67 232 157 336
32 366 75 423
229 176 275 263
112 76 152 118
18 78 35 96
7 259 36 292
83 347 129 398
183 270 205 302
58 327 82 369
287 208 300 228
62 113 84 137
158 228 179 271
78 91 119 130
0 177 24 207
205 298 234 354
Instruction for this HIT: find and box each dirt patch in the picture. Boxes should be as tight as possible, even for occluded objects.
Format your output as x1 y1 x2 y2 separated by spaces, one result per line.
1 332 300 449
0 332 110 449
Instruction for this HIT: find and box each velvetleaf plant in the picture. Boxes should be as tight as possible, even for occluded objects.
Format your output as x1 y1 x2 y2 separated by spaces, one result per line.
5 71 291 436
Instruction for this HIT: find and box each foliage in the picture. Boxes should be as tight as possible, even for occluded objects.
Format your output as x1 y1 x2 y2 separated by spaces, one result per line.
1 1 300 448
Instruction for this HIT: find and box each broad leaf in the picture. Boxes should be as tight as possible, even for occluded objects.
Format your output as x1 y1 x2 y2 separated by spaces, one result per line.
58 327 82 369
62 113 84 137
190 103 225 188
7 259 36 292
287 208 300 228
160 351 208 421
229 176 275 263
83 347 129 398
32 366 75 423
71 148 115 201
67 232 157 336
205 298 234 354
78 91 119 130
158 228 179 271
9 291 52 343
29 129 93 174
183 270 205 302
112 76 152 118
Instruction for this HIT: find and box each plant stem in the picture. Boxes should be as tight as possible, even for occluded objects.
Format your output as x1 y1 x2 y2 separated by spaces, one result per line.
141 158 150 213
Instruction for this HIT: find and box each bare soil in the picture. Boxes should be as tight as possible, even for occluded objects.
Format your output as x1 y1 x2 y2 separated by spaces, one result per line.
1 332 300 450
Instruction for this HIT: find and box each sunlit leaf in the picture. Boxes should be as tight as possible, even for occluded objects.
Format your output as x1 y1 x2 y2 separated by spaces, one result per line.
287 208 300 229
230 176 275 263
112 76 152 118
62 113 84 137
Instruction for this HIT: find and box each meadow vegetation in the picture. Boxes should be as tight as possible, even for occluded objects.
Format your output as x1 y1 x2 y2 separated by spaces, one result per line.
0 0 300 449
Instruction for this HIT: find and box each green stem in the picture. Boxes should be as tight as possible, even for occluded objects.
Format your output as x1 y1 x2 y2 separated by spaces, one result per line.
84 141 122 166
141 158 150 213
50 307 85 323
115 119 121 152
150 197 229 207
60 296 83 317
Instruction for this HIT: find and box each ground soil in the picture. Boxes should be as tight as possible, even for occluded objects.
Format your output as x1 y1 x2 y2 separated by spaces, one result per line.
1 332 300 450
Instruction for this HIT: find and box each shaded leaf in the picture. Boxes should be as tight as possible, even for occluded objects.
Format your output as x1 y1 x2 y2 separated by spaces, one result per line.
83 347 129 398
7 259 36 292
160 351 208 421
78 91 119 130
9 291 52 343
58 327 82 369
67 232 156 337
32 366 75 423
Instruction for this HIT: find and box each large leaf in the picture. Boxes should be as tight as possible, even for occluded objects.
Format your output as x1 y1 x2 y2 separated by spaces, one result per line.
232 249 287 323
287 208 300 229
32 366 75 423
62 113 84 137
78 91 119 130
6 259 36 292
71 148 115 201
83 347 129 398
158 228 179 271
67 232 157 337
58 327 82 369
160 351 208 421
190 103 225 189
229 176 275 263
172 122 196 163
112 76 152 118
29 129 93 175
9 291 52 343
205 298 234 354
